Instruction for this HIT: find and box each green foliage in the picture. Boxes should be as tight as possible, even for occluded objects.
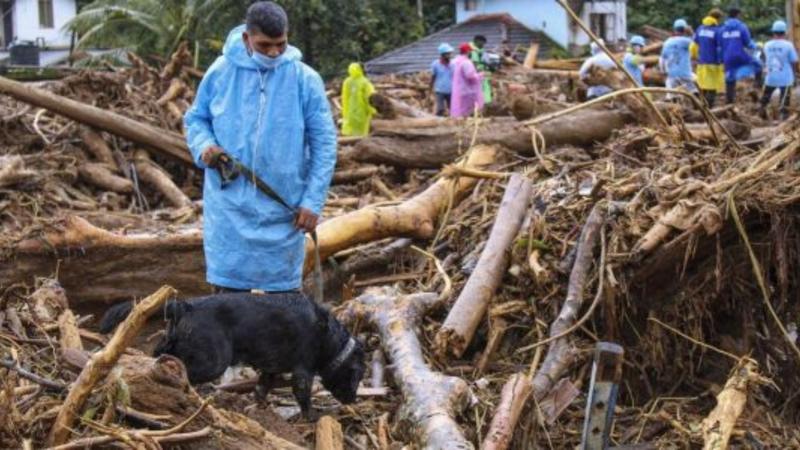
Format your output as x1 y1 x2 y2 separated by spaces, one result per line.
66 0 456 79
628 0 786 41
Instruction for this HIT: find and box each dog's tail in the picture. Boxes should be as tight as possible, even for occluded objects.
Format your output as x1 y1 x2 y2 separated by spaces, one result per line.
98 301 134 333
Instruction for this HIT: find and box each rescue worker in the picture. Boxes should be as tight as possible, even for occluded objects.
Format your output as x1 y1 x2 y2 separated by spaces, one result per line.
184 1 337 293
451 42 484 118
660 19 698 100
579 39 617 99
341 62 376 136
430 43 454 117
623 35 647 87
692 9 725 107
759 20 799 120
469 34 493 103
720 7 756 103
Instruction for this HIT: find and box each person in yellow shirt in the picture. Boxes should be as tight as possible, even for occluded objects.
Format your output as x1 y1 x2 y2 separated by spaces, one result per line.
341 62 376 136
691 9 725 107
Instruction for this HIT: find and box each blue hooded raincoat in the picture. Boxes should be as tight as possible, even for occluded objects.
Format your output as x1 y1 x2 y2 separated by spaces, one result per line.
184 25 337 291
721 18 756 80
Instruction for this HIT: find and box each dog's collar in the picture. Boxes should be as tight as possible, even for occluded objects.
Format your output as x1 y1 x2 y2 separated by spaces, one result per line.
324 338 356 375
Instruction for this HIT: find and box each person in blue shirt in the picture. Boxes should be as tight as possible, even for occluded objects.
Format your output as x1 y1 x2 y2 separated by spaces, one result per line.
184 1 337 293
720 7 756 104
623 35 646 86
759 20 799 120
692 9 724 107
430 43 454 116
660 19 697 100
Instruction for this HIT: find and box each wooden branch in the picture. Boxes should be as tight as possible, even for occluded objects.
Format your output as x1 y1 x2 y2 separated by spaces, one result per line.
332 165 382 184
133 149 193 208
49 285 177 446
303 145 497 274
157 78 188 106
57 310 83 353
78 163 133 193
0 76 193 167
436 174 533 358
482 204 606 450
0 358 67 391
339 288 473 450
701 360 762 450
315 416 344 450
50 427 212 449
79 128 118 169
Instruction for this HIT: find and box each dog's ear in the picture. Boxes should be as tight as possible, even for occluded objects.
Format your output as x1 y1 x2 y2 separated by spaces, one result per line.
165 300 191 322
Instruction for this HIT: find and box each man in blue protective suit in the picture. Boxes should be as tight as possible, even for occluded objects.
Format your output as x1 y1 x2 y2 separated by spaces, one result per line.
184 1 337 294
721 7 756 104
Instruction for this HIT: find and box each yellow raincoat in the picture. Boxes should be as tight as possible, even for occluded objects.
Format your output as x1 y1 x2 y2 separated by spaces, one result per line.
341 63 376 136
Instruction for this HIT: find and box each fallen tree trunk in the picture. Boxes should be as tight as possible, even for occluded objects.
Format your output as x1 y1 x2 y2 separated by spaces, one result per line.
339 288 473 450
0 75 193 167
78 163 133 193
353 109 633 169
482 203 607 450
370 93 434 119
304 144 497 274
133 149 194 208
1 216 206 303
701 359 762 450
435 174 533 358
79 128 118 169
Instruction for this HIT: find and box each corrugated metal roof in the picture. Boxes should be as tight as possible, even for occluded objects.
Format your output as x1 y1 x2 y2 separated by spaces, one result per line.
366 14 554 75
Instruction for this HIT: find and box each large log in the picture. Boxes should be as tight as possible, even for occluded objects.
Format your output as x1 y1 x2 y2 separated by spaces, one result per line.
304 144 497 273
352 109 634 169
0 75 193 167
0 216 207 304
435 174 533 358
339 288 473 450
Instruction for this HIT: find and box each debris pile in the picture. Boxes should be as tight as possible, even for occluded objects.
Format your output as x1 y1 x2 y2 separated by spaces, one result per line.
1 45 800 449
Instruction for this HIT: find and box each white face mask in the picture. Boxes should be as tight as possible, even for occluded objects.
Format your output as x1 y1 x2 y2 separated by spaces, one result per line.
250 50 281 69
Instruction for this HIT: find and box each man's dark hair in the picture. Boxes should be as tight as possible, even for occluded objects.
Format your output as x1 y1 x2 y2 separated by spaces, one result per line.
728 7 741 18
246 1 289 37
474 34 487 43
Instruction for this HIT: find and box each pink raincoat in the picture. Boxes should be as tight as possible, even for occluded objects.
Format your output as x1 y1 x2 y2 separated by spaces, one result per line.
450 54 484 118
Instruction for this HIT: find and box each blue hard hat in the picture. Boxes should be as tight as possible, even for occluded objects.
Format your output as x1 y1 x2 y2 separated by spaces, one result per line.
772 20 788 33
673 19 688 30
630 35 646 47
438 43 454 54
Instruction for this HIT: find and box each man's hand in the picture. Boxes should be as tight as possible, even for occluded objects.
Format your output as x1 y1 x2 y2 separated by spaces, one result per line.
295 208 319 233
201 146 225 168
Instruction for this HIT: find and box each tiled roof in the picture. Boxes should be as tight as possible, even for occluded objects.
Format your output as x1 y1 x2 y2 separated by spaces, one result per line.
366 14 554 75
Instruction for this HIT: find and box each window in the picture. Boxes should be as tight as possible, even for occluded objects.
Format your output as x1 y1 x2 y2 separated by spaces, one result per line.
464 0 478 11
590 13 609 41
39 0 54 29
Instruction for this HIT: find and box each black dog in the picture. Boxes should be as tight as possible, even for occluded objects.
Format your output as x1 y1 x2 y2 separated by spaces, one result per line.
100 293 365 418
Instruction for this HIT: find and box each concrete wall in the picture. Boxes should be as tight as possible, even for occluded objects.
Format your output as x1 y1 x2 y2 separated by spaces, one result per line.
455 0 627 50
572 1 626 47
12 0 76 47
456 0 571 49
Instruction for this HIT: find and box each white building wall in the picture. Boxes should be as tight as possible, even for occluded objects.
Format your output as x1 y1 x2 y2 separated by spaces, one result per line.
12 0 76 47
455 0 627 50
572 1 627 47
